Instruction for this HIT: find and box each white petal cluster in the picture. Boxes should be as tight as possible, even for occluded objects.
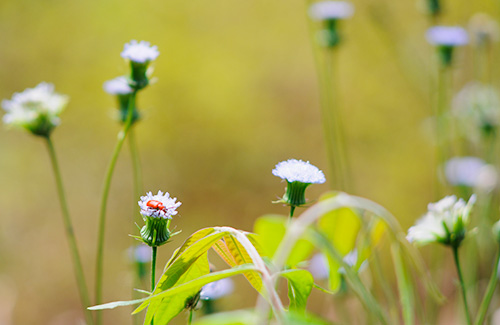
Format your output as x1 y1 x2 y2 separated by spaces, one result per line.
272 159 326 184
103 76 133 95
138 190 181 219
453 82 500 135
309 1 354 20
2 82 68 128
121 40 159 64
426 26 469 46
407 195 476 245
200 278 234 300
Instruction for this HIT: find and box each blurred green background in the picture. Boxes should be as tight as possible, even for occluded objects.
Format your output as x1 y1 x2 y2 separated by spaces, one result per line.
0 0 498 323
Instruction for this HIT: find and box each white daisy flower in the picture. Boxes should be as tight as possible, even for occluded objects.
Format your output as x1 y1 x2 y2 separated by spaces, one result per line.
121 40 159 64
407 195 476 246
200 278 234 300
103 76 133 95
426 26 469 46
138 190 181 219
309 1 354 20
2 82 68 136
272 159 326 184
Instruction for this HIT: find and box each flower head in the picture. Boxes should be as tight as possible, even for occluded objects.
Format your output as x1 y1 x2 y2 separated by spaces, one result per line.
273 159 326 211
103 76 133 95
121 40 159 64
273 159 326 184
200 278 234 300
309 1 354 20
426 26 469 46
445 157 486 187
407 195 476 247
138 190 181 220
2 82 68 137
453 82 500 137
469 13 499 47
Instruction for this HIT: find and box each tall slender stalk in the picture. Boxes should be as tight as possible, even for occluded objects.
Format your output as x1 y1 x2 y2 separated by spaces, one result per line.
151 246 157 293
475 245 500 325
128 127 143 325
94 91 137 324
452 245 472 325
45 137 94 325
434 63 451 196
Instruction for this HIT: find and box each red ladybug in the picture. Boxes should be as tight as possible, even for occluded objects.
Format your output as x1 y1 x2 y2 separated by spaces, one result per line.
146 200 166 210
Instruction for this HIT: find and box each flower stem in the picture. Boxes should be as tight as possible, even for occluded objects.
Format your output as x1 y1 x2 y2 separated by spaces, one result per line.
434 63 451 197
289 206 295 218
474 245 500 325
452 245 472 325
151 246 157 293
94 91 137 324
45 136 94 325
188 309 194 325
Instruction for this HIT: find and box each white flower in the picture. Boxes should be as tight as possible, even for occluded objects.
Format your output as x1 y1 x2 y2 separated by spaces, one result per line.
138 190 181 219
407 195 476 246
121 40 159 64
426 26 469 46
445 157 486 187
200 278 234 300
308 253 329 279
103 77 133 95
2 82 68 135
272 159 326 184
309 1 354 20
453 82 500 136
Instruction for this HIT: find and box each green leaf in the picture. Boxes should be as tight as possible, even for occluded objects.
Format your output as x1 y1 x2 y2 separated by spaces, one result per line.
146 252 210 325
134 230 228 318
89 264 259 311
193 310 258 325
254 215 314 266
283 310 332 325
279 269 314 312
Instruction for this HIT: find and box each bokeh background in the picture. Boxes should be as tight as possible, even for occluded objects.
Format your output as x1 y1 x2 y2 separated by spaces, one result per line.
0 0 499 324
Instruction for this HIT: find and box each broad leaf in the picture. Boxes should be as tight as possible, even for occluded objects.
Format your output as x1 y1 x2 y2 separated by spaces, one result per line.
280 269 314 312
193 310 258 325
254 215 314 266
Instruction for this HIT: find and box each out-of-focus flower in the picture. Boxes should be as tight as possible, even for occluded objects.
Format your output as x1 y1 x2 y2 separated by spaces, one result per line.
121 40 159 90
103 77 139 124
103 76 133 95
309 1 354 47
445 157 486 187
469 13 499 47
273 159 326 209
200 278 234 300
309 1 354 20
424 0 441 16
129 244 152 263
426 26 469 46
2 82 68 137
138 190 181 220
407 195 476 247
121 40 159 64
426 26 468 66
138 190 181 247
308 250 366 280
453 82 500 137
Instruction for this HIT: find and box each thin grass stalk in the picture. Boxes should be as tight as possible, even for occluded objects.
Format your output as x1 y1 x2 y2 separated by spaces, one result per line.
94 91 137 324
435 63 451 196
452 245 473 325
391 243 415 325
475 245 500 325
45 137 94 325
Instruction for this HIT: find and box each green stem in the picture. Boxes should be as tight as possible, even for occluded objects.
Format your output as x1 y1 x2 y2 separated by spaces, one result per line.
475 245 500 325
289 206 295 218
151 246 157 293
94 91 137 324
45 137 94 325
452 245 472 325
435 63 451 197
391 243 414 325
188 309 194 325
